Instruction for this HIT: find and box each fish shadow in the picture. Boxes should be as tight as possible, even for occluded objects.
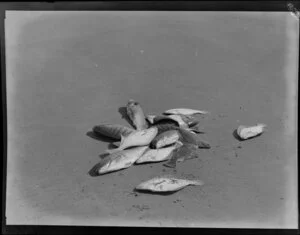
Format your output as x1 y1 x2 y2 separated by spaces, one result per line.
232 129 263 141
133 188 178 196
118 106 134 128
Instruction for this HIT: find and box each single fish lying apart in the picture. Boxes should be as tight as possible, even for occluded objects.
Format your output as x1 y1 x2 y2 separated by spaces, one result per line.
93 123 134 140
106 127 158 154
150 130 181 149
163 143 198 168
90 146 148 175
164 108 209 116
236 123 267 140
135 175 204 193
126 99 148 130
135 142 183 164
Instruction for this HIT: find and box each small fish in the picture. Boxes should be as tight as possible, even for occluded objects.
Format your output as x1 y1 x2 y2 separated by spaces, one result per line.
236 123 267 140
150 130 180 149
135 142 183 164
106 127 158 154
126 99 148 130
135 175 204 193
164 108 209 116
93 124 134 140
177 128 210 149
163 143 198 168
90 146 148 175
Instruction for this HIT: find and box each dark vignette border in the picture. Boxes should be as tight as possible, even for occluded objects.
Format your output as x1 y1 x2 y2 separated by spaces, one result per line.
0 1 299 235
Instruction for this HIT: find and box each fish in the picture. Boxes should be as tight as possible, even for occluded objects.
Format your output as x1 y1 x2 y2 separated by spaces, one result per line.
177 128 210 149
164 108 209 115
163 143 198 168
92 124 135 140
149 116 204 134
135 142 183 164
177 114 200 127
135 175 204 193
145 114 157 125
126 99 148 130
236 123 267 140
106 127 158 154
150 130 181 149
90 146 148 175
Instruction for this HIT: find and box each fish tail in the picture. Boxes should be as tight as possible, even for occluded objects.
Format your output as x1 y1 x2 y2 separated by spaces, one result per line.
191 179 204 186
163 159 177 168
197 138 211 149
189 124 205 133
105 148 121 154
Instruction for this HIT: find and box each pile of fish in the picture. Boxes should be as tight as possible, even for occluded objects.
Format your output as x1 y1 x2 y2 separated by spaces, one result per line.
89 99 267 194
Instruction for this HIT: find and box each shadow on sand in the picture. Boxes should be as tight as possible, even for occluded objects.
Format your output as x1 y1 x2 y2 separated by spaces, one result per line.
133 188 179 196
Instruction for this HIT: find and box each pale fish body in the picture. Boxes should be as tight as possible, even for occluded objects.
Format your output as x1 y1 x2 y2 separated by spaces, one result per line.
135 142 183 164
237 123 267 140
93 123 135 140
106 127 158 154
135 175 204 193
164 108 209 115
90 146 148 175
126 99 148 130
150 130 180 149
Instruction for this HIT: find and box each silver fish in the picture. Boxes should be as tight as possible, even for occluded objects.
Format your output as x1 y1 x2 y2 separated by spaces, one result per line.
93 123 134 140
135 175 204 193
126 99 148 130
164 108 209 115
135 142 183 164
90 146 148 175
236 123 267 140
106 127 158 154
163 143 198 168
150 130 180 149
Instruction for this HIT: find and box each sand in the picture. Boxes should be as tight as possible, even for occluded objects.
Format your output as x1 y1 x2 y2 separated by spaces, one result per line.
5 11 298 228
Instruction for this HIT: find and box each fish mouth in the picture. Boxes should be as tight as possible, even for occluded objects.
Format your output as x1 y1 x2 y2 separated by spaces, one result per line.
88 162 103 177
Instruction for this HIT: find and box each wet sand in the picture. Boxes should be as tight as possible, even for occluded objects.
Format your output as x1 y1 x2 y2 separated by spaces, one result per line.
5 12 298 227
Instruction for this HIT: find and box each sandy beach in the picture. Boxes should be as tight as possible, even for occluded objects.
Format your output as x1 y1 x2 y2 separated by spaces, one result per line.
5 11 298 228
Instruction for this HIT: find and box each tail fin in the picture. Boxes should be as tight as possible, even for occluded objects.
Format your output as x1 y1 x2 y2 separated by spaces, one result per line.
191 179 204 186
